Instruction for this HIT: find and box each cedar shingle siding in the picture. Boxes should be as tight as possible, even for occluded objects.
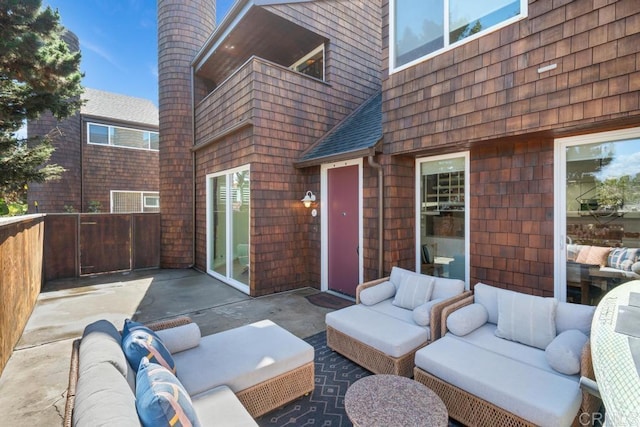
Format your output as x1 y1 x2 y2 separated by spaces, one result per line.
189 0 382 295
381 0 640 295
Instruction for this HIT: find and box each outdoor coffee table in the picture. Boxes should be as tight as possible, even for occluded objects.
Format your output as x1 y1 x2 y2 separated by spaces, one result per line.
345 374 448 426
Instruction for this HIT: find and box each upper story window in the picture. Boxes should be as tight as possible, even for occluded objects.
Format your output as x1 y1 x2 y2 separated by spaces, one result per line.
391 0 527 71
88 123 159 151
291 44 324 81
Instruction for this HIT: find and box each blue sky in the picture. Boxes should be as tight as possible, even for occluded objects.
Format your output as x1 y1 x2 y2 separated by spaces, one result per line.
45 0 235 106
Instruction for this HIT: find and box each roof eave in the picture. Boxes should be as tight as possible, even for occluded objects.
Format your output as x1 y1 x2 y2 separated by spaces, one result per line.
294 140 383 169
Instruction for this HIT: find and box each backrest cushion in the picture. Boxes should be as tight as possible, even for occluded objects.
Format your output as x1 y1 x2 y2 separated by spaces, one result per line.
136 358 199 427
79 320 129 378
567 244 585 262
389 266 413 290
392 274 434 310
431 277 465 300
73 362 139 427
473 283 502 324
122 325 176 374
495 291 557 350
556 301 595 335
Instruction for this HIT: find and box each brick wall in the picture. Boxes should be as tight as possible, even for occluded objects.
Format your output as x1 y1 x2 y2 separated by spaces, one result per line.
158 0 215 268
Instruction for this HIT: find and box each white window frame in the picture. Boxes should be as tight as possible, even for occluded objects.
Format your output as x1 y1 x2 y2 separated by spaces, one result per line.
554 127 640 302
290 44 325 81
390 0 528 73
206 164 251 295
143 195 160 208
415 152 470 287
87 122 159 152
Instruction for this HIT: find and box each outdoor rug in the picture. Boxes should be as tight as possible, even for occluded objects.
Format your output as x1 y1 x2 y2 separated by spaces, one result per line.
257 331 461 427
305 292 354 310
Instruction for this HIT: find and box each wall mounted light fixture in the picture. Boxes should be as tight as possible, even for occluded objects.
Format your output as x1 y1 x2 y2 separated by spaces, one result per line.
301 190 318 217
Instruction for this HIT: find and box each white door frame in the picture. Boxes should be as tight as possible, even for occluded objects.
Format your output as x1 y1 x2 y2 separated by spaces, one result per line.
320 159 364 292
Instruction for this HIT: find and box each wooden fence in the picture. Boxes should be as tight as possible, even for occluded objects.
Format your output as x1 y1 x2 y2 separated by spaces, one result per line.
0 213 160 376
0 215 44 376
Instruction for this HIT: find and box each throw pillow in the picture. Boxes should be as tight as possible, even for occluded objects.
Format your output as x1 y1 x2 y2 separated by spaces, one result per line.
412 298 444 326
136 358 200 427
609 248 640 271
574 246 592 264
447 303 488 336
392 274 434 310
545 329 589 375
359 281 396 306
495 292 557 350
122 318 146 341
584 246 611 267
122 325 176 374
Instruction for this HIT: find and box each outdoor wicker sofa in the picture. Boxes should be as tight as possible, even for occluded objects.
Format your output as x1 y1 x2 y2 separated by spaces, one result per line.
65 316 314 426
414 283 602 427
325 266 469 377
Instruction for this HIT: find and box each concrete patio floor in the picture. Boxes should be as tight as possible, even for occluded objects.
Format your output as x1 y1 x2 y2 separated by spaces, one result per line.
0 268 336 426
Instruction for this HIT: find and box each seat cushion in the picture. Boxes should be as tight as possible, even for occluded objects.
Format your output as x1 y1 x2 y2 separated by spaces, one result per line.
415 336 582 427
192 385 258 427
174 320 313 396
326 305 429 358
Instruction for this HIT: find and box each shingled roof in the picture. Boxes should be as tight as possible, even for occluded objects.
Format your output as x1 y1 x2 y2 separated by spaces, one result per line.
81 88 158 128
295 91 382 168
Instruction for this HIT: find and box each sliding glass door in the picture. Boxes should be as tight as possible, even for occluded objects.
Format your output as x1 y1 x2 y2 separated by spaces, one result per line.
557 129 640 305
207 165 250 293
416 153 469 282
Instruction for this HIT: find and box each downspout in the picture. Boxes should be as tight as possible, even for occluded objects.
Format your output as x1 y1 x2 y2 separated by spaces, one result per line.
368 150 383 278
190 65 196 268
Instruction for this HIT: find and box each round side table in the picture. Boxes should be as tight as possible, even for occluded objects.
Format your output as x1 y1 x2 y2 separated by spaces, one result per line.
345 374 448 426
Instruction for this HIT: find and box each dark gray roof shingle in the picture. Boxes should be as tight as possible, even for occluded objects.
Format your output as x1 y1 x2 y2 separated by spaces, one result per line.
297 91 382 167
81 88 158 127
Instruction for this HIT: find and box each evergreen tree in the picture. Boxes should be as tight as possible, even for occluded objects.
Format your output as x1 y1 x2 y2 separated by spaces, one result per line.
0 0 83 203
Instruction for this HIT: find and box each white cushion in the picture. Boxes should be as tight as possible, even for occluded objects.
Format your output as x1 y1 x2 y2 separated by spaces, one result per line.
446 325 574 378
495 291 557 350
173 320 313 396
359 281 396 306
155 322 201 354
447 303 488 336
556 302 595 336
367 299 415 324
326 305 429 357
392 274 434 309
473 282 502 324
431 277 465 300
413 298 444 326
545 330 589 375
389 266 414 290
191 385 258 427
415 336 582 427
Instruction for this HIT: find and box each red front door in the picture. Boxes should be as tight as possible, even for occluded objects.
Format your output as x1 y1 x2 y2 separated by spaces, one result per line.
327 165 359 296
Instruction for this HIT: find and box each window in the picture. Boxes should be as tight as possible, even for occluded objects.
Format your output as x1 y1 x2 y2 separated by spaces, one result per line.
87 123 159 151
111 191 160 213
207 166 250 294
291 44 324 80
556 129 640 306
416 154 469 283
391 0 526 71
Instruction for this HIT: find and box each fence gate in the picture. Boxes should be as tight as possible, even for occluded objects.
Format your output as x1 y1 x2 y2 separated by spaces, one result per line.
43 213 160 280
80 214 131 275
